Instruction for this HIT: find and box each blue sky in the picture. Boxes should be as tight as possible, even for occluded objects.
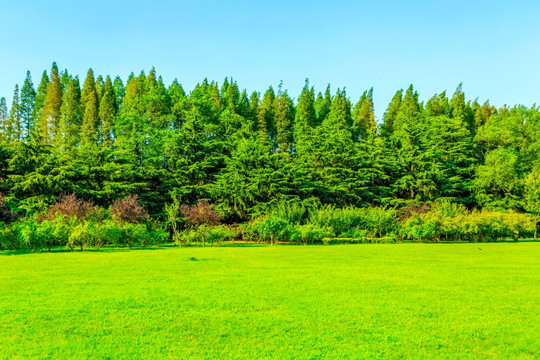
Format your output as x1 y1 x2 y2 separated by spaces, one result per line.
1 0 539 120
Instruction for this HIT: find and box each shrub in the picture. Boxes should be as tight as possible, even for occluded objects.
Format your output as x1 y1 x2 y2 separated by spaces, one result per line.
45 193 96 222
110 195 148 224
294 224 333 245
180 201 222 227
252 215 296 245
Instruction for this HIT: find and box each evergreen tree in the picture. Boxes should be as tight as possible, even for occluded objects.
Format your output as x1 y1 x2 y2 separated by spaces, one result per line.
0 98 8 141
8 85 22 141
33 70 49 128
257 87 276 145
80 69 100 144
20 71 36 140
352 88 376 140
58 77 82 153
99 76 117 146
274 90 295 153
41 62 62 143
315 85 332 126
381 89 402 136
113 75 125 108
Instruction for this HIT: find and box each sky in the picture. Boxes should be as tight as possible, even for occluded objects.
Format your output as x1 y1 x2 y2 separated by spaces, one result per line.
0 0 539 120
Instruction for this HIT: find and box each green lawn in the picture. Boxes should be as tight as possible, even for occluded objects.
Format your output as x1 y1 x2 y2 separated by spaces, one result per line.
1 243 539 359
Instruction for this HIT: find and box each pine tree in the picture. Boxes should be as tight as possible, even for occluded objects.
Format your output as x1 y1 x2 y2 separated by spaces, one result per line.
7 85 22 142
20 71 36 140
294 80 316 156
257 87 276 145
80 69 100 144
394 85 419 131
99 76 117 146
0 98 8 142
381 89 402 136
33 71 49 128
41 63 62 143
58 76 81 152
352 88 376 140
315 85 332 125
168 79 187 129
113 76 125 108
274 90 295 153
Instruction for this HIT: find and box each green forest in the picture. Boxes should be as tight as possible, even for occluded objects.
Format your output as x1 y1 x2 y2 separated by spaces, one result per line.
1 62 539 250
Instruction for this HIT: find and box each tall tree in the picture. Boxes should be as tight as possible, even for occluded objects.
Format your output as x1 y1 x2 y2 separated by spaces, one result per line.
20 71 36 140
257 87 276 145
274 90 295 153
33 71 49 128
0 98 8 142
352 88 376 140
98 76 117 146
80 69 100 144
8 85 22 141
58 76 82 153
41 63 62 143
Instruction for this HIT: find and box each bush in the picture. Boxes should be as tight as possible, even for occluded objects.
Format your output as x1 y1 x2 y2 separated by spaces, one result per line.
110 195 148 224
45 193 97 222
294 224 333 245
180 201 222 227
310 205 397 239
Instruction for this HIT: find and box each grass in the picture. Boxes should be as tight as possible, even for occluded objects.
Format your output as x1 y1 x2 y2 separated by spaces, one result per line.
0 243 539 359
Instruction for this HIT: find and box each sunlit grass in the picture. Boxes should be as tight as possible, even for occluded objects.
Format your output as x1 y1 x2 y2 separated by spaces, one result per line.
1 243 539 359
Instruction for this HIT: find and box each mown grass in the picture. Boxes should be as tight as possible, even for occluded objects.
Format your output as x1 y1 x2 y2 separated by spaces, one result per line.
0 243 539 359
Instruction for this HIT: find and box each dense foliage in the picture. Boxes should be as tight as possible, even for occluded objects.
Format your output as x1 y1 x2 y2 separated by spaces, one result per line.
1 64 539 250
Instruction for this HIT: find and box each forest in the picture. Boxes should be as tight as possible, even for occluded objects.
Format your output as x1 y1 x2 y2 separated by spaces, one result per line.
1 62 539 250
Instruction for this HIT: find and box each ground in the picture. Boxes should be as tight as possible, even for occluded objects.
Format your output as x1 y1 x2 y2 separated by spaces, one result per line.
0 243 539 359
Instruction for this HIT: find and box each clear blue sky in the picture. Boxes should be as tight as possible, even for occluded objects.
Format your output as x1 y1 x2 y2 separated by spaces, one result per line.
1 0 539 120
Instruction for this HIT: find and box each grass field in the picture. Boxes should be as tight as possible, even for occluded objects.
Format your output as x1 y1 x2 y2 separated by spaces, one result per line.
1 243 539 359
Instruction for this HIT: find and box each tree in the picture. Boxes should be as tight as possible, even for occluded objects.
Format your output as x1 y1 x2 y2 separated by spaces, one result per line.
20 71 36 140
0 98 8 142
274 89 295 153
80 69 100 144
315 85 332 126
33 71 49 131
7 85 22 141
381 89 402 136
58 76 82 153
352 88 376 140
257 87 276 145
41 62 62 144
99 76 117 146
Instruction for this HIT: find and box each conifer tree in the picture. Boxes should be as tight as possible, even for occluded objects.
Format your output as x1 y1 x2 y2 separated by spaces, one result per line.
20 71 36 140
168 79 187 129
99 76 117 146
0 98 8 141
315 85 332 125
80 69 100 144
41 63 62 143
381 90 402 136
7 85 22 141
33 71 49 128
58 76 81 152
352 88 376 140
257 87 276 145
294 80 316 156
274 90 295 153
113 76 125 108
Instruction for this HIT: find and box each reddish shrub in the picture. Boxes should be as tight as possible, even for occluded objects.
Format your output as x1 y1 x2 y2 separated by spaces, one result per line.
110 195 148 224
0 193 18 223
46 193 95 221
180 201 222 227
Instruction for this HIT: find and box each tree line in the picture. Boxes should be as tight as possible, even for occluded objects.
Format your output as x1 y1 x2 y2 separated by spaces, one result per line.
0 63 539 248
